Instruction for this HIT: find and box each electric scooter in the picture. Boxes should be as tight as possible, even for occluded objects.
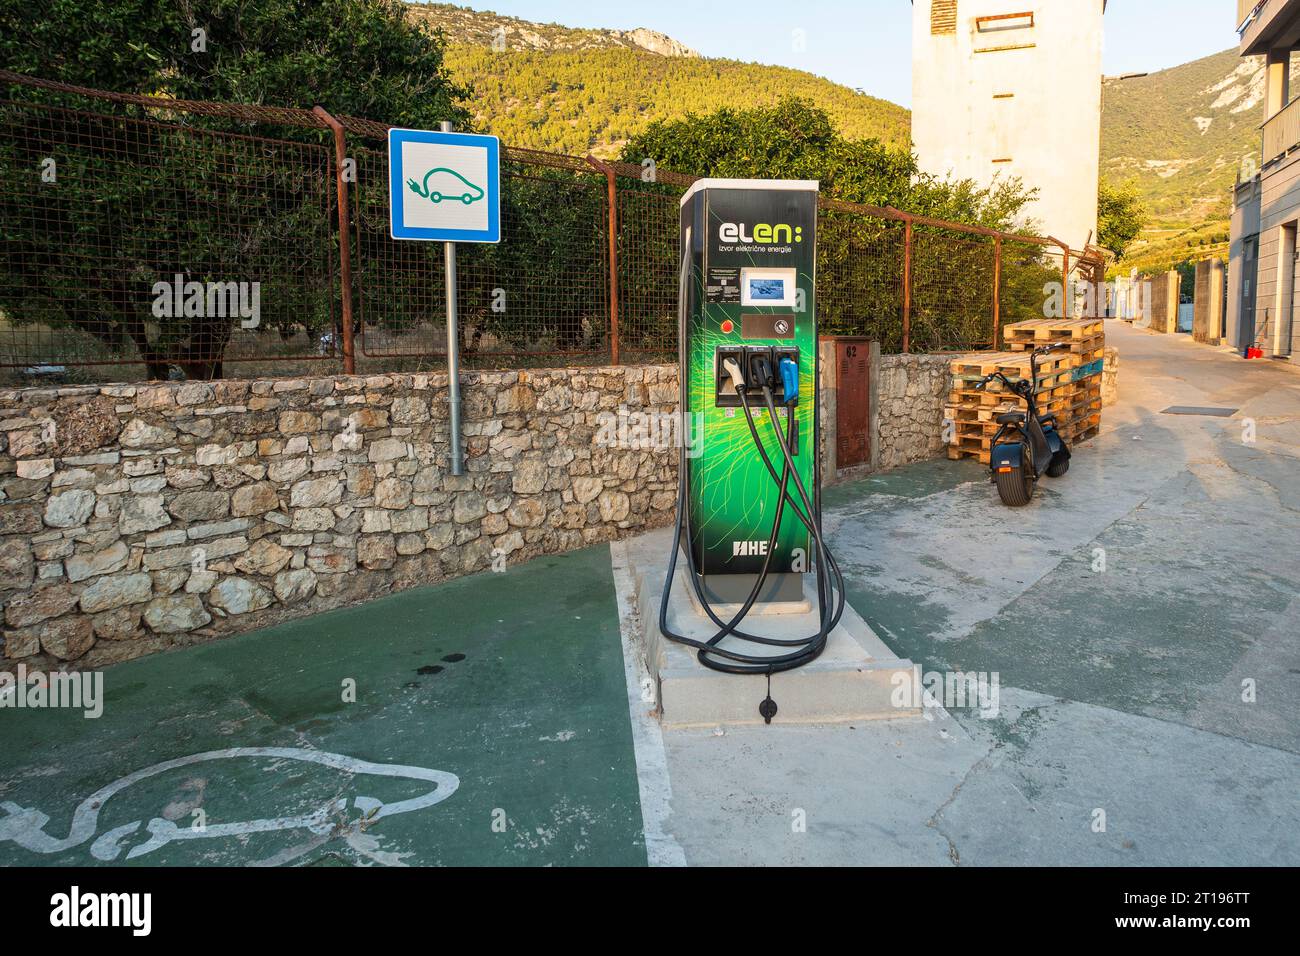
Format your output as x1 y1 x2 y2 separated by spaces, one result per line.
973 343 1072 507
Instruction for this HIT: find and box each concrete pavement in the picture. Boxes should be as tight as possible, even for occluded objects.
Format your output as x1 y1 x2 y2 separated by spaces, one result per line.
656 320 1300 864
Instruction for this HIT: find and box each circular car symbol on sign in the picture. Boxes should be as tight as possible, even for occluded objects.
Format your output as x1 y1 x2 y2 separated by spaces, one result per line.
774 319 791 336
407 167 486 205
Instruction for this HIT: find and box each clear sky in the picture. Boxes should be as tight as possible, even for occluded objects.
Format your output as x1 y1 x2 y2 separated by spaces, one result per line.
429 0 1239 107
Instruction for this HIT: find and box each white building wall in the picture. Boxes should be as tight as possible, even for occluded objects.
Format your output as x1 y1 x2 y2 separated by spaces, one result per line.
911 0 1105 252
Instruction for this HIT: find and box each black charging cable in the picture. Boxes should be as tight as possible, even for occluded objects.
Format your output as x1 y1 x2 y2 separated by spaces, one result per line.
660 404 830 672
658 232 846 687
658 337 845 674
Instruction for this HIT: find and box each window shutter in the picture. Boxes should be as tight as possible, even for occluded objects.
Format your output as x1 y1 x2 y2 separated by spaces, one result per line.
932 0 958 35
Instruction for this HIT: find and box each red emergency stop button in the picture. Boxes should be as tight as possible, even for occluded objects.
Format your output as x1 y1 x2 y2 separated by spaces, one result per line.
720 320 734 334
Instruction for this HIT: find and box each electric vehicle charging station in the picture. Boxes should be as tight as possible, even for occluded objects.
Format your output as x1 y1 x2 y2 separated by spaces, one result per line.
659 179 846 691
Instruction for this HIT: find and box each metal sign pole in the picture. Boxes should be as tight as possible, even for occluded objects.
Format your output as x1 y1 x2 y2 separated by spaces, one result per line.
441 120 465 476
389 121 495 475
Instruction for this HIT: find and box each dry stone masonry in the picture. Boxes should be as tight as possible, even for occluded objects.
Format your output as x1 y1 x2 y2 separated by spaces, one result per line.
875 354 953 470
1 350 1031 671
1 368 678 671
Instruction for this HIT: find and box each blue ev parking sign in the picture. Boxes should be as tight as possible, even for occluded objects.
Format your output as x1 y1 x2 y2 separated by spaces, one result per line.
388 128 501 243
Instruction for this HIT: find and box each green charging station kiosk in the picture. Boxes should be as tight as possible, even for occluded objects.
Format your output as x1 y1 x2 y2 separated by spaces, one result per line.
678 178 820 606
661 178 842 682
660 179 842 686
661 177 842 685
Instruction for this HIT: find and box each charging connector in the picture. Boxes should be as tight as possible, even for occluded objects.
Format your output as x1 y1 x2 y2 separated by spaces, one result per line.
746 348 774 391
722 356 745 390
715 348 747 407
778 356 799 405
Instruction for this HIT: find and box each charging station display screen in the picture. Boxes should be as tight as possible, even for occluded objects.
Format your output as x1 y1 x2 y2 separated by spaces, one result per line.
740 267 797 308
748 278 786 301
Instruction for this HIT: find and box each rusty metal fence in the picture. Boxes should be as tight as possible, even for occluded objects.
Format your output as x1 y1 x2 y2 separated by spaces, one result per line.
351 143 610 361
0 71 1104 382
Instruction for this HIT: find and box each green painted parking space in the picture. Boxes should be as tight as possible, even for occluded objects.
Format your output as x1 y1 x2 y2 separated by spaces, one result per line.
0 544 646 867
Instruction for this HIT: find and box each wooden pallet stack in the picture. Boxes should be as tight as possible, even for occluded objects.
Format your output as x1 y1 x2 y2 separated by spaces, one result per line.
946 318 1104 464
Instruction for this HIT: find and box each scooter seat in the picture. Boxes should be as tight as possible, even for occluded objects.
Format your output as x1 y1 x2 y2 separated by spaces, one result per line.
996 411 1025 425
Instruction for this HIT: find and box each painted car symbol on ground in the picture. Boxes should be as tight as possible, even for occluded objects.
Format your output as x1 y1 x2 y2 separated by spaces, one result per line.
407 167 486 204
0 747 459 863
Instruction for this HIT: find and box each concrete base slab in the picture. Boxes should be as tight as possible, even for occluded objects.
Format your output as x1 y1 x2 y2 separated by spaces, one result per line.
614 528 920 729
683 583 811 618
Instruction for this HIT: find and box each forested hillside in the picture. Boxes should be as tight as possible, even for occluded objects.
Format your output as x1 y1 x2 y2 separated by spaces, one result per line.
409 3 910 156
1100 48 1283 228
1100 47 1300 273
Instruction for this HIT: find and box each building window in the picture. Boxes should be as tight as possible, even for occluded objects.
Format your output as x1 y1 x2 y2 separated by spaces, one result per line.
932 0 957 35
974 10 1035 52
976 12 1035 33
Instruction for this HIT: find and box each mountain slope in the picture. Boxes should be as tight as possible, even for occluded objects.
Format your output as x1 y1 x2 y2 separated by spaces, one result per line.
407 2 700 57
1100 47 1289 228
408 3 910 157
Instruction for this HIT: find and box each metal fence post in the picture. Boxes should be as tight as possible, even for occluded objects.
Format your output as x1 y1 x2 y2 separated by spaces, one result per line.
902 218 913 353
992 235 1003 348
312 107 356 375
1060 243 1071 321
585 156 621 365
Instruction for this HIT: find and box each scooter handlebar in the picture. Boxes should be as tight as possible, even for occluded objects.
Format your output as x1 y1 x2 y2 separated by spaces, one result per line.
975 371 1017 392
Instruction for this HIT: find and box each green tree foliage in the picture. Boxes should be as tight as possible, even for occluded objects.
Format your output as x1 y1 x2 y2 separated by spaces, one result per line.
0 0 469 128
1097 179 1147 262
619 99 1035 229
0 0 470 378
436 42 918 350
618 99 1041 351
0 111 338 377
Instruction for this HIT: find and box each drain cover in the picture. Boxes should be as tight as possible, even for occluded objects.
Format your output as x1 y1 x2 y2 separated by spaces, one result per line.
1160 406 1238 417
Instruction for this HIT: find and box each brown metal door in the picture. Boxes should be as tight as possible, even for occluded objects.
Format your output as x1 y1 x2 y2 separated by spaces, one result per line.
835 340 870 468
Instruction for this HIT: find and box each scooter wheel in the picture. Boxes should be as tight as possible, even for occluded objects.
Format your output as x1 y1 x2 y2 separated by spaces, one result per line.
994 465 1035 507
1046 452 1070 478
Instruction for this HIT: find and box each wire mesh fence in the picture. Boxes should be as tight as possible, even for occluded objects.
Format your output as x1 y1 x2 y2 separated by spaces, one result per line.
1002 238 1065 329
910 226 997 352
0 95 341 381
817 204 907 353
0 70 1105 384
351 143 609 363
609 172 687 360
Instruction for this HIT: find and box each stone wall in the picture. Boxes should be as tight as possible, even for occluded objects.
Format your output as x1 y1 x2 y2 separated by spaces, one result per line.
874 354 953 470
0 350 1002 672
1 367 678 672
